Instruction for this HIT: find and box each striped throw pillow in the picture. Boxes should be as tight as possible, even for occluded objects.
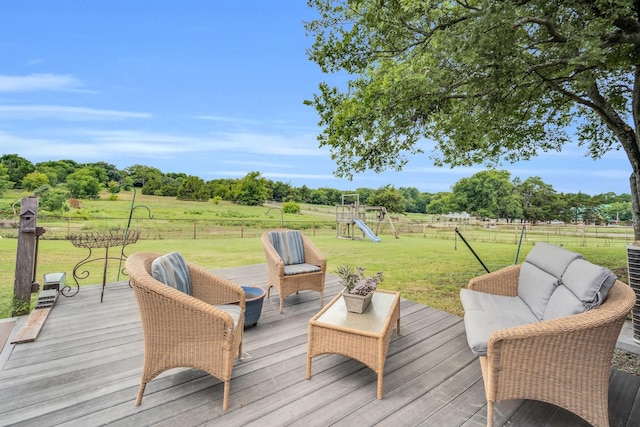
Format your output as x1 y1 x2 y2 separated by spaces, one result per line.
268 230 305 265
151 251 192 295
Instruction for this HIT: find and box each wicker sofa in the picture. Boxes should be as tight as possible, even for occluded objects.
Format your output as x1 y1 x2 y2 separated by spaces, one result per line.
125 252 245 411
460 242 636 427
261 230 326 313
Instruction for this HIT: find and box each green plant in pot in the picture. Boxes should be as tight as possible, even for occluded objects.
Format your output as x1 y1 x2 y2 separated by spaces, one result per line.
335 265 383 313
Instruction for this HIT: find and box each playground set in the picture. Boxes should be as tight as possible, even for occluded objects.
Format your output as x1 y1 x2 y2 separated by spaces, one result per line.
335 194 398 242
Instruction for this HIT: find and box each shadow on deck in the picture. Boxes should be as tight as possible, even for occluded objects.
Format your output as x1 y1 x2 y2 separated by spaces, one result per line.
1 264 639 426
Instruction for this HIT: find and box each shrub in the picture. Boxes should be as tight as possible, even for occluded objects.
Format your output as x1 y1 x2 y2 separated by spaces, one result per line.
283 201 300 214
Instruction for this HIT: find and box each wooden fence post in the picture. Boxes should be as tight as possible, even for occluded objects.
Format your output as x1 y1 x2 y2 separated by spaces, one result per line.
13 196 39 316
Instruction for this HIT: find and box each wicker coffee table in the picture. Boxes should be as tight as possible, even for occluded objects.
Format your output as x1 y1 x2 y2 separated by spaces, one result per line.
306 289 401 399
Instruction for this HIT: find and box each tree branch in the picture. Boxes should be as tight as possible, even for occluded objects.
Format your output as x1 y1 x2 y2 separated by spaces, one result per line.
603 32 640 46
526 59 570 73
512 17 567 42
579 80 640 166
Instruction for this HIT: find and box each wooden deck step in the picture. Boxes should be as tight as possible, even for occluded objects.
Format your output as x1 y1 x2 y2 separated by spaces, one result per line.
10 289 58 344
10 307 51 344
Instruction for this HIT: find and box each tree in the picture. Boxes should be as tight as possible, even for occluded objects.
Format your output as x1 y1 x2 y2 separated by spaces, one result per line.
0 164 12 196
65 167 102 198
177 176 209 201
517 176 562 223
601 200 633 223
107 180 121 195
309 189 329 205
123 164 163 188
233 171 269 206
298 185 312 203
367 185 405 213
0 154 34 188
85 161 122 184
22 171 50 191
35 159 80 184
306 1 640 238
425 192 453 215
414 192 432 215
565 192 595 224
319 187 344 205
142 175 181 197
208 178 236 200
354 187 374 204
34 185 70 213
450 170 520 220
398 186 421 213
269 180 296 202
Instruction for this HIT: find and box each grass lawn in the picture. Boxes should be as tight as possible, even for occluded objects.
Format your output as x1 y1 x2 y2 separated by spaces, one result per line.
1 189 631 318
0 232 629 319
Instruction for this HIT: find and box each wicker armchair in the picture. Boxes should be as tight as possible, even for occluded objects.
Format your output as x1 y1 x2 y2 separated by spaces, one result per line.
467 265 636 427
261 230 326 313
125 252 245 411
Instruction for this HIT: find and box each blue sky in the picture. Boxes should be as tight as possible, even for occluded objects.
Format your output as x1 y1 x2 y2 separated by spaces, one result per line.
0 1 632 196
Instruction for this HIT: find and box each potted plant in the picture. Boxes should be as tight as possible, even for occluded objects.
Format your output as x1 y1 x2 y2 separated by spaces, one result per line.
335 265 384 313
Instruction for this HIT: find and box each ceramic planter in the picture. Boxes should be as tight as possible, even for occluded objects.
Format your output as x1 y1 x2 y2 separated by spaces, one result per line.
242 286 266 328
342 288 374 313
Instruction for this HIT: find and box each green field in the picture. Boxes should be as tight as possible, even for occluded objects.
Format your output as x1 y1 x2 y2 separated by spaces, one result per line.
0 190 632 319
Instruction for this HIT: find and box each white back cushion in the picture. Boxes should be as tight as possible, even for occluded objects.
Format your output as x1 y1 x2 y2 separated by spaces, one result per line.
524 242 583 278
518 262 560 320
561 259 617 309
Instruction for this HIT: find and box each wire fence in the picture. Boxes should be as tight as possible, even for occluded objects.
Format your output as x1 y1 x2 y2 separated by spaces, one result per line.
1 216 635 317
0 215 635 245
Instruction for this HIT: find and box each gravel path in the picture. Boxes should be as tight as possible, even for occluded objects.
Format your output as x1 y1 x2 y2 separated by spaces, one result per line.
612 348 640 375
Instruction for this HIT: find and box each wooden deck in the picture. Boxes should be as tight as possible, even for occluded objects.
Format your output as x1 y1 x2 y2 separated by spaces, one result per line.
1 264 639 427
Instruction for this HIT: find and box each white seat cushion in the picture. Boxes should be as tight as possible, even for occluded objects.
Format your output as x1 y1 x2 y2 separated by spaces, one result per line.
460 288 538 357
284 263 321 276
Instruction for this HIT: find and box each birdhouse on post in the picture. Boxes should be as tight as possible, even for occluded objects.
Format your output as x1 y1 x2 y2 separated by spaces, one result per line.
13 197 40 316
20 209 37 233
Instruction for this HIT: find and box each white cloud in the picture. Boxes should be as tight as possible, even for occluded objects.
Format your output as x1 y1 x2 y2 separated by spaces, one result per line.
404 165 484 175
0 130 187 160
194 115 263 125
213 170 337 181
0 105 151 120
262 171 337 180
214 132 325 156
0 131 60 149
1 127 329 165
0 73 82 92
222 159 296 169
75 129 323 156
81 129 215 146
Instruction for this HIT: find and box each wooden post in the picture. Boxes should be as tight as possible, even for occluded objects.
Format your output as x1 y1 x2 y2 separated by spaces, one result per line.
13 196 39 316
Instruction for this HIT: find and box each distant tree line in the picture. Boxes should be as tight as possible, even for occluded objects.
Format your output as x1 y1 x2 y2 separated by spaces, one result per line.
0 154 631 225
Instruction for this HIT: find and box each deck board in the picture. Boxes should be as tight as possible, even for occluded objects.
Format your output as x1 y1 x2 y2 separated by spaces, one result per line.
1 263 639 426
10 307 52 344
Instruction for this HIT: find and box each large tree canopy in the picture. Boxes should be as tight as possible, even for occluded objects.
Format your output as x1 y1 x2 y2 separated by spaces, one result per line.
450 170 522 220
305 0 640 237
